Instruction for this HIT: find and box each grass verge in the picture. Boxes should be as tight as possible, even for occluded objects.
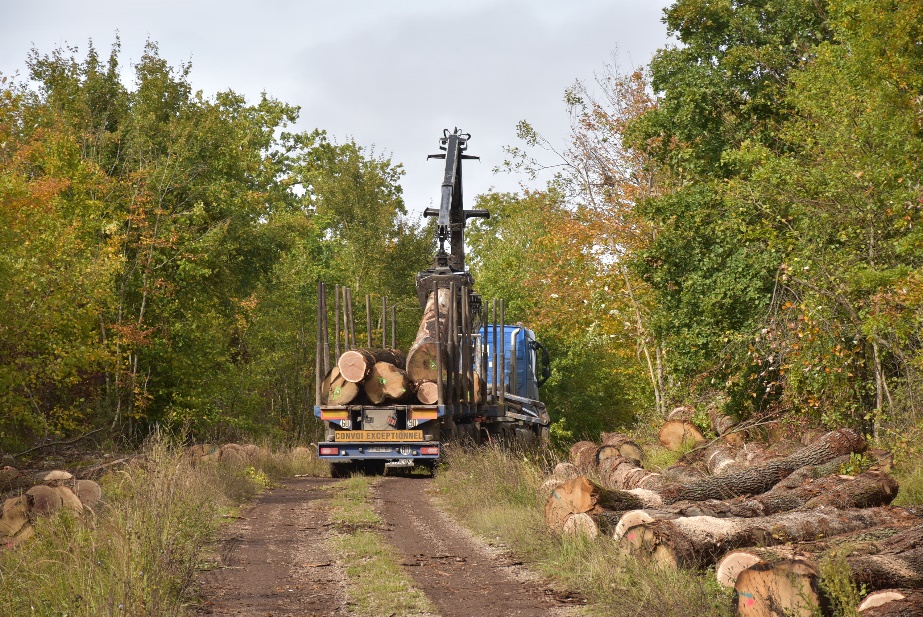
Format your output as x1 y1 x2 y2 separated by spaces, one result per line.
434 445 734 617
327 475 435 617
0 436 327 616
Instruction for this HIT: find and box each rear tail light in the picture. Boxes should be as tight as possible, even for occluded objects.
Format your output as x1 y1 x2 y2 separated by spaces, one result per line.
319 447 339 456
420 446 439 455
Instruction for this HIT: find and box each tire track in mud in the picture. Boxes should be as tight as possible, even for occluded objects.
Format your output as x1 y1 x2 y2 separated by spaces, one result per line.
376 476 583 617
196 477 349 616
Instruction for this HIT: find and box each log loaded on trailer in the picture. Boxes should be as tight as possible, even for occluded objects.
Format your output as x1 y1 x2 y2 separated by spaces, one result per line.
314 129 552 476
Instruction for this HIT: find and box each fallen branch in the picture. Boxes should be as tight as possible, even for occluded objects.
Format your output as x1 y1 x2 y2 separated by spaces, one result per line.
13 428 105 458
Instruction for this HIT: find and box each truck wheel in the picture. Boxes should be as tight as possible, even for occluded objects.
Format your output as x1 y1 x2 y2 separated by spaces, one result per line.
362 460 386 476
330 462 354 478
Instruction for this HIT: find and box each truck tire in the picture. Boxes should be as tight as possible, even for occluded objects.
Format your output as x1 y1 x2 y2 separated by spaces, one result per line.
361 460 386 476
330 462 355 478
515 426 536 448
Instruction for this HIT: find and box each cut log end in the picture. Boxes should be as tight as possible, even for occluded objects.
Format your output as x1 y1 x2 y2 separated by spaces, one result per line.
0 496 30 538
734 559 821 617
416 380 439 405
338 349 371 382
716 551 766 588
860 590 923 616
562 512 599 538
365 362 411 404
658 420 706 451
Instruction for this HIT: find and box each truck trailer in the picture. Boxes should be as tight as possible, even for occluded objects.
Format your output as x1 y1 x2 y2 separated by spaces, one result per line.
313 129 551 475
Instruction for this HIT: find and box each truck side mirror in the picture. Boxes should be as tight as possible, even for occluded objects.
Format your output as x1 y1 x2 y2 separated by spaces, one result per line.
529 340 551 387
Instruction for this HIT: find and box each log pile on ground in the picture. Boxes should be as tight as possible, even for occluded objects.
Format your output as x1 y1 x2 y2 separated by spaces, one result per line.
542 423 921 615
0 468 103 548
185 443 271 465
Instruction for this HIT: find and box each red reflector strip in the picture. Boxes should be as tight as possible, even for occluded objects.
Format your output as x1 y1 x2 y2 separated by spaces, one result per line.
420 446 439 455
319 447 339 456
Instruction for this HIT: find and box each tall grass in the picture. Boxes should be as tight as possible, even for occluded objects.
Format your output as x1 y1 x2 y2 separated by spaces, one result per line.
0 436 326 616
434 445 733 617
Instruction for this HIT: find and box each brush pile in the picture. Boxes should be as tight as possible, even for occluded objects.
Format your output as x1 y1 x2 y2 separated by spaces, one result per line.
545 411 920 616
0 468 102 548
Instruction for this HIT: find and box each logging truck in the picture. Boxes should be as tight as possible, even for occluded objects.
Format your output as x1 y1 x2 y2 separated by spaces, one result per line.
314 129 551 475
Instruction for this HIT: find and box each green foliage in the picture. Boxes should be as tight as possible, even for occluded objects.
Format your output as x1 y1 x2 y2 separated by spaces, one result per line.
618 0 923 429
468 190 648 438
818 551 865 617
0 39 429 448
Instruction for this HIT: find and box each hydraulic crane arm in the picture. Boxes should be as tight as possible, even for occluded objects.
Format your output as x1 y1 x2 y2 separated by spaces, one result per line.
423 128 489 271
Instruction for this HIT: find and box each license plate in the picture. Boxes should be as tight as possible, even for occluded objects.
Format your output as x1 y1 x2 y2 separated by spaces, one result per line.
335 430 423 442
367 447 392 453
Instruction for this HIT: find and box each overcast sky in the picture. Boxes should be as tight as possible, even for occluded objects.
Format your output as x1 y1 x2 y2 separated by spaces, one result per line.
0 1 671 214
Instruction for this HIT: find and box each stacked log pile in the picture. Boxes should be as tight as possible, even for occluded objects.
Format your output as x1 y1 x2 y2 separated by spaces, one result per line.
544 423 920 615
0 468 102 548
320 348 416 405
184 442 286 465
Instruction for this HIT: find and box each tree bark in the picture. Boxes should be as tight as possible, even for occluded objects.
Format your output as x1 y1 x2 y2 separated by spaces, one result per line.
569 441 600 473
619 505 916 569
662 462 705 484
406 288 450 383
338 348 407 383
717 524 923 589
705 443 744 476
667 406 695 422
363 362 412 404
708 405 739 437
658 428 867 504
598 455 666 492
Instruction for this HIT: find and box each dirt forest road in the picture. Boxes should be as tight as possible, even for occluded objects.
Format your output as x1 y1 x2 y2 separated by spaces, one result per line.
197 475 582 617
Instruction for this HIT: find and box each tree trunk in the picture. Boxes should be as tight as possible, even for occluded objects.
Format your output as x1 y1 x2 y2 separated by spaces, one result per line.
717 524 923 589
363 362 412 404
658 420 706 451
860 589 923 615
569 441 600 473
619 505 916 569
667 406 695 422
732 526 923 616
0 495 30 538
544 475 660 533
598 455 666 492
616 469 899 548
406 288 450 383
705 443 744 476
562 510 625 538
662 462 705 484
658 428 866 504
338 348 407 383
321 367 341 403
